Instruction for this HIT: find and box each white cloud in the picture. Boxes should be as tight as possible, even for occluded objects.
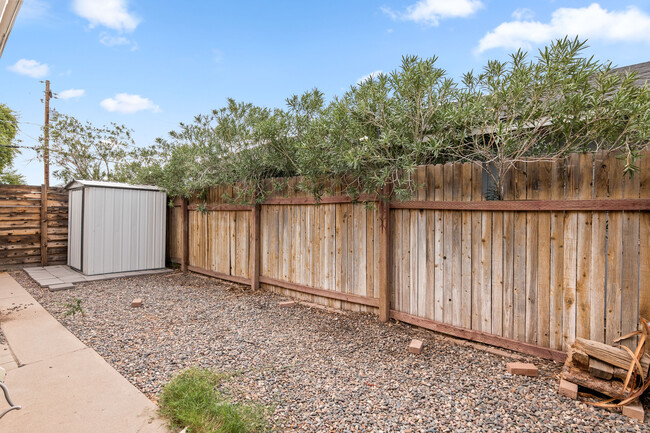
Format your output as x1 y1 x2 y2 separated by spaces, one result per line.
511 8 534 21
99 34 138 50
72 0 140 32
357 70 383 84
477 3 650 53
7 59 49 78
100 93 160 114
58 89 85 100
19 0 51 21
382 0 483 26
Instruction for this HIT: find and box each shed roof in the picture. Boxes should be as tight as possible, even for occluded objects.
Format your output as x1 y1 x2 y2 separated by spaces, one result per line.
65 179 163 191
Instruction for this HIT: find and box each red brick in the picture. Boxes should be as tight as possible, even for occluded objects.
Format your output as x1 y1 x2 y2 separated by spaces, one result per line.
131 298 143 308
558 379 578 399
279 301 296 308
506 362 538 377
623 400 645 422
408 339 424 354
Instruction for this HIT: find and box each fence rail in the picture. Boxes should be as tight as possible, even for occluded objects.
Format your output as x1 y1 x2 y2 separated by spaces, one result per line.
0 184 68 270
167 150 650 360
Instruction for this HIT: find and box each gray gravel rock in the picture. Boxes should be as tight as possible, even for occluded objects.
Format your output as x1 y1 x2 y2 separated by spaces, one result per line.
13 270 650 432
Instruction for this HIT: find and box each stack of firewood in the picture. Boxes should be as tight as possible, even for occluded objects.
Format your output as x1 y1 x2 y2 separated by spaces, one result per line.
560 320 650 420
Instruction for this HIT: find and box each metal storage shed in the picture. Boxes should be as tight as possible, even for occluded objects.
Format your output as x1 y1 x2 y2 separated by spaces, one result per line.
65 180 166 275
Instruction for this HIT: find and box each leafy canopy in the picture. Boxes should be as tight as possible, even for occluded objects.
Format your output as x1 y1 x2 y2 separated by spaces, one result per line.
49 37 650 201
0 103 25 184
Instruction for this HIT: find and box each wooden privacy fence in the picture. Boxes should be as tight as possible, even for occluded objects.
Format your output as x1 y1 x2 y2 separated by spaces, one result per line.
0 184 68 270
167 150 650 361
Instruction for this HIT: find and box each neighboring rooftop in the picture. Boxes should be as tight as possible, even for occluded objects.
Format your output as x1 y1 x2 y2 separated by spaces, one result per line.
611 61 650 88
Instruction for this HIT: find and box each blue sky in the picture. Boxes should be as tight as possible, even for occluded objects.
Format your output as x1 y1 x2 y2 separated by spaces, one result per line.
2 0 650 185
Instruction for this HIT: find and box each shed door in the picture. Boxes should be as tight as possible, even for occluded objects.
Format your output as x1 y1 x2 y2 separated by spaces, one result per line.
67 189 83 270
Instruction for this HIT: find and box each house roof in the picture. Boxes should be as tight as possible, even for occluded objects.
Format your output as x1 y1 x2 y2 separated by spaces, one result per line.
0 0 23 58
611 61 650 88
65 179 163 191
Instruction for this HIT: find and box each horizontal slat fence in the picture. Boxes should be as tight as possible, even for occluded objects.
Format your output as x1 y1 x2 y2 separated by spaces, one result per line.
0 184 68 270
168 150 650 360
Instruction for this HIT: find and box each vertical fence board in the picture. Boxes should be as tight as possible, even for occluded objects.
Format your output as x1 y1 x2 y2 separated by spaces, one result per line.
366 205 375 299
502 168 515 339
622 163 640 349
443 163 454 324
590 151 608 342
416 167 427 318
576 153 593 340
461 163 472 329
639 155 650 324
526 162 539 344
491 195 504 336
563 154 579 349
471 164 482 330
425 165 436 320
451 163 463 327
433 164 445 322
513 163 527 341
479 169 491 333
401 204 411 315
606 155 624 345
537 161 552 347
549 160 565 350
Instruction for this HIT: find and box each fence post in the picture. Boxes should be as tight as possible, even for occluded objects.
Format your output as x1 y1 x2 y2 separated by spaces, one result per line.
250 203 261 290
40 184 48 266
378 187 392 322
180 198 189 272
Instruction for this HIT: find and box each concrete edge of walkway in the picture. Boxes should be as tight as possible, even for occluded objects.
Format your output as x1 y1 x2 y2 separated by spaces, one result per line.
0 272 171 433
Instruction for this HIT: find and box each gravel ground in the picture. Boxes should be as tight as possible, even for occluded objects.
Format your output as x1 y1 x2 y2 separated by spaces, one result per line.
11 270 650 433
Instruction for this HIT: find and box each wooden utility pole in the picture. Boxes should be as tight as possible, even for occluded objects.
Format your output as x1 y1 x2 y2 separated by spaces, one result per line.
43 80 51 187
40 80 52 266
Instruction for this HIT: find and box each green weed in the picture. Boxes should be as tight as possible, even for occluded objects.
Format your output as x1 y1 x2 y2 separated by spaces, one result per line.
159 368 267 433
62 298 85 317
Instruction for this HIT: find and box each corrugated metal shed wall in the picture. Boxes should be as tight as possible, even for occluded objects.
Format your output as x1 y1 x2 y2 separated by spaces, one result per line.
67 189 83 270
68 185 166 275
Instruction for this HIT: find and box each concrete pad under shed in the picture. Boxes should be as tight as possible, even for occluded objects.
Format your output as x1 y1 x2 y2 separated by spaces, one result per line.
0 273 169 432
25 265 173 290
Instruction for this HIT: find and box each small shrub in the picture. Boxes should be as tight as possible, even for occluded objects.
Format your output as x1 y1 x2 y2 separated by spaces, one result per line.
62 298 85 317
159 368 267 433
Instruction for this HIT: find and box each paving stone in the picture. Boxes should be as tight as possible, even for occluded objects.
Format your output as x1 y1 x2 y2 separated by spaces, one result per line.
408 339 424 354
131 299 143 308
506 362 538 377
38 279 62 288
59 276 87 284
622 400 644 421
48 283 74 292
558 379 578 399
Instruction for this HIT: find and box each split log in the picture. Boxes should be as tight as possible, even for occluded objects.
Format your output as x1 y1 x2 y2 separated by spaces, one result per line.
589 358 614 380
567 346 589 370
573 337 650 374
561 365 626 399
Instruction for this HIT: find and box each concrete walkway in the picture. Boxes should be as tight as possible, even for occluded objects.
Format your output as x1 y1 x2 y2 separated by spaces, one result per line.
0 272 169 433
